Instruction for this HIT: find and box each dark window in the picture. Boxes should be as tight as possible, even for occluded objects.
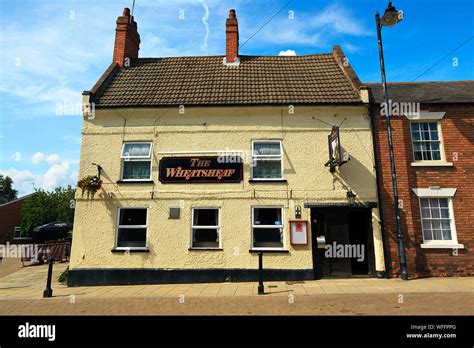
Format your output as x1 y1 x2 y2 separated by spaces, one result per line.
117 208 147 248
192 209 220 248
252 207 283 248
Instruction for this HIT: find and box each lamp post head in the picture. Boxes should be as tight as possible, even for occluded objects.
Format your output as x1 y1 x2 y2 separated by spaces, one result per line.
380 1 403 27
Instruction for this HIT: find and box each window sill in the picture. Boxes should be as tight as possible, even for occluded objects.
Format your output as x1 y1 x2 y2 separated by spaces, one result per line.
248 179 287 183
116 180 154 184
249 249 289 253
411 162 453 167
111 248 150 253
188 248 223 251
420 243 464 249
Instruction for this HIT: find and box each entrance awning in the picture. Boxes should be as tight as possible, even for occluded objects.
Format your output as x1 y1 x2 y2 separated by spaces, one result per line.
304 202 377 208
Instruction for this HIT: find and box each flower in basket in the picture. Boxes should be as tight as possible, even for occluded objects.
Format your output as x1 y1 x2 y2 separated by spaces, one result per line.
77 175 103 198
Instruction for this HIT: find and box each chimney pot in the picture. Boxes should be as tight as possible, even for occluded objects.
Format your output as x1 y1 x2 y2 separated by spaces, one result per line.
123 7 131 17
229 9 236 19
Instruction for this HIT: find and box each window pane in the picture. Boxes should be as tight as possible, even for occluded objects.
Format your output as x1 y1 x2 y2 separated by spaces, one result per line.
421 131 430 140
193 209 218 226
420 199 429 208
442 229 452 241
119 209 147 226
431 220 441 230
440 208 449 218
441 220 451 231
421 123 430 131
123 161 151 180
117 228 147 247
430 199 439 208
421 208 431 218
431 208 440 218
432 151 441 160
253 228 283 248
253 160 282 179
123 143 151 157
423 227 432 241
428 122 437 131
411 123 420 131
430 131 439 141
432 229 442 240
254 208 282 225
193 228 219 247
439 199 448 208
253 142 281 156
414 151 423 161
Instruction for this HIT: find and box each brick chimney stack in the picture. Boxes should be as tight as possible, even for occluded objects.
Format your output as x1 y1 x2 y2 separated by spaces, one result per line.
113 7 141 67
225 9 239 65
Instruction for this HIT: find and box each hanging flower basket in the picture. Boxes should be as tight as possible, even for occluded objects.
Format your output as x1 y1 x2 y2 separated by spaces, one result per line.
77 175 102 198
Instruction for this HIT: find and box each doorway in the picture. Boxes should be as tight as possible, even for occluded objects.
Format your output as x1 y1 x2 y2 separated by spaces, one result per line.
311 207 375 279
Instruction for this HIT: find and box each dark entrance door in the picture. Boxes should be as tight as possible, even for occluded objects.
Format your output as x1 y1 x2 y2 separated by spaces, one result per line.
311 207 374 279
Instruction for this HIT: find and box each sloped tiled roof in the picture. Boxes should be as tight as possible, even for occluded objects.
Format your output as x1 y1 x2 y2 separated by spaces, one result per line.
367 81 474 104
91 54 362 107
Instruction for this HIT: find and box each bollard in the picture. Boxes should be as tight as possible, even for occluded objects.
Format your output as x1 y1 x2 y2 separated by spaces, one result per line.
43 258 54 298
258 252 264 295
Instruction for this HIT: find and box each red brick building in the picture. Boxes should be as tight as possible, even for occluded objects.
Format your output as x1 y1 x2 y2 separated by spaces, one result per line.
0 194 34 245
368 81 474 277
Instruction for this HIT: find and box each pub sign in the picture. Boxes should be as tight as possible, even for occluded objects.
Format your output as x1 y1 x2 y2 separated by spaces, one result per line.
159 156 243 183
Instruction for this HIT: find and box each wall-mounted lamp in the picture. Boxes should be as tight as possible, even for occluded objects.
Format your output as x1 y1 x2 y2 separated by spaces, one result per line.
295 205 302 219
346 190 357 205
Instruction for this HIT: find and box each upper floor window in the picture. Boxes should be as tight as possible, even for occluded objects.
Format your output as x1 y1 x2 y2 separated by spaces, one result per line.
121 142 152 181
251 140 283 180
410 122 442 161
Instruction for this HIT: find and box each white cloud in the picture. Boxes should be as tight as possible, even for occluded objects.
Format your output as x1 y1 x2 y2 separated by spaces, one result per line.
200 1 210 53
278 49 296 56
0 168 37 197
11 152 22 161
32 152 46 165
310 4 370 36
46 154 61 165
42 163 72 191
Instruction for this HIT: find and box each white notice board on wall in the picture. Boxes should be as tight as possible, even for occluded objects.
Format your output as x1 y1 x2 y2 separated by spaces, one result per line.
289 220 308 245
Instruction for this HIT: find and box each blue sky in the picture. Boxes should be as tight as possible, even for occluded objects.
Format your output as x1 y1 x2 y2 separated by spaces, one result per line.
1 0 473 196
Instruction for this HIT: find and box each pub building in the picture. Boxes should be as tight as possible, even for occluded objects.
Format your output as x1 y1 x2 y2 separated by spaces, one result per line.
68 8 386 286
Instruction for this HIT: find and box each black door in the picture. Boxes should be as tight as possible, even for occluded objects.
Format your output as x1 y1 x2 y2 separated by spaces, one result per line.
311 207 374 278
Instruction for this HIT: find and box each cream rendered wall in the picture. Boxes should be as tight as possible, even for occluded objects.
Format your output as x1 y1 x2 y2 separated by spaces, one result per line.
70 105 385 271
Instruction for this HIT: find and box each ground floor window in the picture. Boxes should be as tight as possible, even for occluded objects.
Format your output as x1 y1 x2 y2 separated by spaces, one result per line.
252 207 284 249
192 208 220 248
116 207 148 249
420 198 454 242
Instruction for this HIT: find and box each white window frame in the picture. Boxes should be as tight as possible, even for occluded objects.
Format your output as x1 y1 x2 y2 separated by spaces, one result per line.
190 207 221 250
409 121 452 166
412 188 464 249
250 140 284 180
251 206 285 251
115 207 149 251
120 142 153 181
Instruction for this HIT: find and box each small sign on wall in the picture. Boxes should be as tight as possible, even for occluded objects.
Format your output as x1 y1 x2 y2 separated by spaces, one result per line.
289 219 308 245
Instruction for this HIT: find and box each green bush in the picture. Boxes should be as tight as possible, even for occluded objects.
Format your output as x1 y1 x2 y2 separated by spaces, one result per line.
58 266 69 283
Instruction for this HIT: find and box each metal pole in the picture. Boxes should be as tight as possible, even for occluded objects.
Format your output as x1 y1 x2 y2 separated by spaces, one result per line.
258 252 264 295
376 12 409 280
43 258 54 298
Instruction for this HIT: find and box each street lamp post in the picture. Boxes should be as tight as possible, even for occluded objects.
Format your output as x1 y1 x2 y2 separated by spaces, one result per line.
375 1 409 280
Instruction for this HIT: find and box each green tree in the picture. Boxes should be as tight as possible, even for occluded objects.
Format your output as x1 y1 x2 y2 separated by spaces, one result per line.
0 175 18 204
20 186 76 235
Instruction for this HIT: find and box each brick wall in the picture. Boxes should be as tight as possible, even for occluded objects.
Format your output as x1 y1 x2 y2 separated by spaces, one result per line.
0 199 25 244
372 103 474 277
